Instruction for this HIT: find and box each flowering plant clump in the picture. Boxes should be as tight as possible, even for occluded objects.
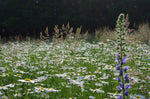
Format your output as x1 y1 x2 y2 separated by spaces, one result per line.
115 13 130 99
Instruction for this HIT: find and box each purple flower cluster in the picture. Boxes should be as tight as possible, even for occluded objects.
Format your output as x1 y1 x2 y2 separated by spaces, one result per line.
115 54 130 99
115 13 130 99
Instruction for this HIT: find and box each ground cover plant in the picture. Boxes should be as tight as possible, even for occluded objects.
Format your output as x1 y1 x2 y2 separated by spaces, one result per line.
0 14 150 99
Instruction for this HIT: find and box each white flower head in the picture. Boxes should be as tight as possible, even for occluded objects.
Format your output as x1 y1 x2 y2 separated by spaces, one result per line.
89 96 95 99
45 88 60 92
37 76 47 82
104 65 112 70
18 78 35 83
94 70 102 74
0 67 5 73
2 95 8 99
90 88 104 93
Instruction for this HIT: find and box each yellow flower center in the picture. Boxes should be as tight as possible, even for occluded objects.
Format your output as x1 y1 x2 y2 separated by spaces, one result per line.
0 69 3 71
40 87 44 89
90 74 94 76
17 74 21 76
107 66 111 68
43 95 46 97
136 96 141 98
3 97 6 99
78 86 81 89
24 78 31 81
50 89 54 91
38 89 41 91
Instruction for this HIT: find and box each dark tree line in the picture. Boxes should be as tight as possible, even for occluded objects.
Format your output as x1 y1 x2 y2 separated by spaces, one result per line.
0 0 150 38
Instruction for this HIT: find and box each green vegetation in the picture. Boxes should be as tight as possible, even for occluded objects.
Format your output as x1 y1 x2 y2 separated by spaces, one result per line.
0 0 150 37
0 13 150 99
0 35 150 98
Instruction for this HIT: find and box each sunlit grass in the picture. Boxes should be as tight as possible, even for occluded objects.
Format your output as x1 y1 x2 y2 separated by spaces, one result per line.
0 39 149 98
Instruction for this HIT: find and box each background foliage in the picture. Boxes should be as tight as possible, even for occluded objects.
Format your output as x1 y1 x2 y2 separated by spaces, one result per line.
0 0 150 37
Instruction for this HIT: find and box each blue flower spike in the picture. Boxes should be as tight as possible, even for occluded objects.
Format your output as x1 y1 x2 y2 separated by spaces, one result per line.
118 95 123 99
122 57 127 64
124 66 129 71
125 90 129 96
116 65 120 70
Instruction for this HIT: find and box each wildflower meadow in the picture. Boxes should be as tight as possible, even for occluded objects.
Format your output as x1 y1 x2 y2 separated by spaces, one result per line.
0 14 150 99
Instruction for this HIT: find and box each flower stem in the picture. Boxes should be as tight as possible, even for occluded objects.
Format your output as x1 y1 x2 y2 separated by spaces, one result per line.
120 36 125 99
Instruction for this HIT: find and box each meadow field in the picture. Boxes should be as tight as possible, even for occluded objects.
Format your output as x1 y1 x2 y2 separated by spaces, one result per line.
0 37 150 99
0 14 150 99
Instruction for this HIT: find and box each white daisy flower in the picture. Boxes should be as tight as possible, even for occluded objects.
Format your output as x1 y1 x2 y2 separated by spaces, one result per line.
41 93 50 98
37 76 47 82
101 81 109 84
14 74 22 78
18 78 35 83
104 65 112 70
69 97 77 99
0 67 5 73
94 70 102 74
0 73 7 77
84 74 96 80
2 95 8 99
56 73 67 78
89 96 95 99
90 88 104 93
45 88 60 92
95 83 102 86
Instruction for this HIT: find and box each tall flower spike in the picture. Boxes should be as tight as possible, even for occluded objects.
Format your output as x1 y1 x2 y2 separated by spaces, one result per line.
115 54 120 63
124 66 129 71
125 90 129 96
116 65 120 70
122 57 127 64
125 74 129 82
115 13 130 99
115 57 120 63
126 84 130 89
117 76 121 81
118 95 123 99
125 74 129 78
119 70 123 76
120 82 124 89
125 77 129 82
117 86 122 91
